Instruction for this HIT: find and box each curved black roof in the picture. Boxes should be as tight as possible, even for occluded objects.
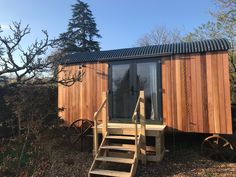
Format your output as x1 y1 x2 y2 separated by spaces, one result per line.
61 38 231 64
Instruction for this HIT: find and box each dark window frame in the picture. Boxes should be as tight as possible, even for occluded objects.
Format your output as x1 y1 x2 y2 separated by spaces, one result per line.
108 58 163 124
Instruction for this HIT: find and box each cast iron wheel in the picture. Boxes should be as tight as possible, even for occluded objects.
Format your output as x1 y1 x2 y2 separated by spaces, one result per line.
69 119 93 145
201 135 234 161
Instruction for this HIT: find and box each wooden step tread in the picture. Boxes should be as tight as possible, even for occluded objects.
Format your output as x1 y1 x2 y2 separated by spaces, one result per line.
90 169 130 177
106 135 137 140
96 157 134 164
101 145 136 151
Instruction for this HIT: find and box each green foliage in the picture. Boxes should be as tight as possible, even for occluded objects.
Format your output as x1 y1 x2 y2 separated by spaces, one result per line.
183 21 235 47
57 0 101 53
211 0 236 36
184 21 226 41
184 0 236 44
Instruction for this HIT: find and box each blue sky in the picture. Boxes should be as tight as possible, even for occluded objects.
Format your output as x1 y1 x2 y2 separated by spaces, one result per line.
0 0 215 50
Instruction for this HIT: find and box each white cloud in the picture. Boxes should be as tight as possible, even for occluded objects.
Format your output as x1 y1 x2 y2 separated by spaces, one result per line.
0 24 10 30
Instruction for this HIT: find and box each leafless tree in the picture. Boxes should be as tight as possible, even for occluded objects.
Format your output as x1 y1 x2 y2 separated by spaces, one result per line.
0 22 84 86
0 22 86 174
136 26 183 46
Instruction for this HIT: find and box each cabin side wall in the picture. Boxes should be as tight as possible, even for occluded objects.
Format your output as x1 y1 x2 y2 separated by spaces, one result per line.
58 63 108 124
162 51 232 134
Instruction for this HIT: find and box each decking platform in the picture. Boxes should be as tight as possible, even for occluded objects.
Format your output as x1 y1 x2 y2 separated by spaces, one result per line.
96 123 166 162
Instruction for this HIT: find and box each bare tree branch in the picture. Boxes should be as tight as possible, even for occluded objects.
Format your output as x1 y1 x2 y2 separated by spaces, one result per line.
0 22 84 86
136 26 182 46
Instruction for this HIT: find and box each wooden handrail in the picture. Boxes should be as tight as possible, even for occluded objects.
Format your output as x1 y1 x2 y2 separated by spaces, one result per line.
94 97 107 120
131 96 141 122
93 93 108 156
131 90 145 160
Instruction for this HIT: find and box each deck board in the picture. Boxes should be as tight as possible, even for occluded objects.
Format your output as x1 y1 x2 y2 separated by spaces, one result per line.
96 123 166 136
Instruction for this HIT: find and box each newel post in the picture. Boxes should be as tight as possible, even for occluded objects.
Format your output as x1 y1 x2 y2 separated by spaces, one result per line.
93 112 98 156
102 91 108 137
140 90 147 164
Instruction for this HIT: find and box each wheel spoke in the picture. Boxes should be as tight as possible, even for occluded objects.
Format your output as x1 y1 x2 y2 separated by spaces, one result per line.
69 119 93 146
202 135 234 162
223 142 230 148
81 125 92 136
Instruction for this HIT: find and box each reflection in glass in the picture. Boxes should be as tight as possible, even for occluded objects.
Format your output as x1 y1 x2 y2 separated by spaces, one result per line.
137 62 158 121
112 64 130 118
110 61 161 122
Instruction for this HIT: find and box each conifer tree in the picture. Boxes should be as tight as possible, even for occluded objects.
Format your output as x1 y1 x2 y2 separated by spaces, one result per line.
57 0 101 53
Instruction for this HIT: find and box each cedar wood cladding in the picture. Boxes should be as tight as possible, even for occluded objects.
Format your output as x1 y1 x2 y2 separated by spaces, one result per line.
162 52 232 134
58 63 108 123
58 51 232 134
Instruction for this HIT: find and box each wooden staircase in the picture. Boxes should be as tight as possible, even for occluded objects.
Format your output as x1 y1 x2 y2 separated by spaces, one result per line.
88 132 140 177
88 91 146 177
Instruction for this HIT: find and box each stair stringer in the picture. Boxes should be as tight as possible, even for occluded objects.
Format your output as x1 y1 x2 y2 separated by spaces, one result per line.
88 132 108 177
129 133 141 177
88 132 141 177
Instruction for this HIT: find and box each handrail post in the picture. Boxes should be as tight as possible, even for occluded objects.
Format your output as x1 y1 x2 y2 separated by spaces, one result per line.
106 92 109 133
93 112 98 156
102 92 107 137
134 112 138 158
93 92 108 157
140 90 146 165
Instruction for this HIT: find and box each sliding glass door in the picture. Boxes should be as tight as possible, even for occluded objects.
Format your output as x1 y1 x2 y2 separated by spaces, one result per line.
110 63 134 119
137 62 162 122
109 59 162 123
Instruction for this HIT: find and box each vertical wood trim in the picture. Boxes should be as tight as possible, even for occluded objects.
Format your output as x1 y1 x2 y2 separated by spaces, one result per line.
195 54 203 132
206 54 214 133
166 59 172 127
171 58 177 129
222 52 233 134
190 55 198 131
180 58 187 131
185 55 192 132
200 55 209 132
211 54 220 133
175 58 182 130
218 53 227 133
162 60 167 125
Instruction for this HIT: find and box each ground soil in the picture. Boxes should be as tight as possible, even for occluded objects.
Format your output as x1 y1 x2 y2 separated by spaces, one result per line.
1 127 236 177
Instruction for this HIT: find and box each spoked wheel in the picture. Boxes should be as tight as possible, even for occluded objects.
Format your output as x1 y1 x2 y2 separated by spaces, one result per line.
69 119 93 145
201 135 234 162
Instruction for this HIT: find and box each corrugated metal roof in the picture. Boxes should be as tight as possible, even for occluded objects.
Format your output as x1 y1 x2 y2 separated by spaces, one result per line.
61 38 231 64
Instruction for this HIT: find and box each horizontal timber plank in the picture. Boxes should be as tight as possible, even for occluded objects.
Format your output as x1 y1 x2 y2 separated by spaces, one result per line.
96 157 134 164
90 169 130 177
101 145 136 151
106 135 136 140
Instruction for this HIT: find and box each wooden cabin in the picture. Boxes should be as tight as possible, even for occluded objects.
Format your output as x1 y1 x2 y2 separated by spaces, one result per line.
58 38 233 177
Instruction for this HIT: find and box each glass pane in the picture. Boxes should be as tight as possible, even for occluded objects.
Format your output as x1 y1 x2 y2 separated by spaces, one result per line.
137 62 158 121
112 64 131 118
